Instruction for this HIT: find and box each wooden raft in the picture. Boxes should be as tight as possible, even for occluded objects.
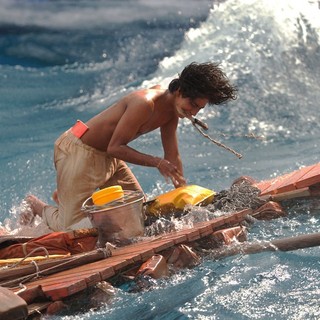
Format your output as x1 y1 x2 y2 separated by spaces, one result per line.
4 161 320 315
17 208 251 301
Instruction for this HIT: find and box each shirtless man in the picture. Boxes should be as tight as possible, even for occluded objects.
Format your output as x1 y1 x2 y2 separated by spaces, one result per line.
24 62 237 231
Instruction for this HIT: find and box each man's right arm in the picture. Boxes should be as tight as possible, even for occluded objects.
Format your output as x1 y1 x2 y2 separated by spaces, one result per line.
107 98 161 167
158 118 186 188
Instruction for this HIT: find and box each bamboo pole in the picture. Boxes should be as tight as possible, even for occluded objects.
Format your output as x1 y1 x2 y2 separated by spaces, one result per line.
0 249 108 287
209 232 320 260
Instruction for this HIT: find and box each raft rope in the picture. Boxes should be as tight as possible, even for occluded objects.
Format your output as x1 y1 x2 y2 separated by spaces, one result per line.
1 247 112 289
31 260 40 277
9 246 49 268
14 284 27 295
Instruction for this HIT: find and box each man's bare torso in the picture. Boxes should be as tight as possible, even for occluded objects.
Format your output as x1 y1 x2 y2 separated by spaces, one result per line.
80 87 177 151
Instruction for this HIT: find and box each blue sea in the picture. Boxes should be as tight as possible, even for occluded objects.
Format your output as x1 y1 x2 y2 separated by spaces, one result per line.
1 0 320 319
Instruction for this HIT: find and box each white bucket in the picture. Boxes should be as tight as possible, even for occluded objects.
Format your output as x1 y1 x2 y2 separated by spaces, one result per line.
82 190 145 247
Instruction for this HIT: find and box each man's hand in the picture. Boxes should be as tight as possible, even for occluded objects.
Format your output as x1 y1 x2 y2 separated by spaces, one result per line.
157 159 186 188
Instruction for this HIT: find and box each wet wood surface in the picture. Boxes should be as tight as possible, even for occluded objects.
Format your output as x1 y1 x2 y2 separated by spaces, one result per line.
17 209 251 301
255 162 320 196
2 161 319 316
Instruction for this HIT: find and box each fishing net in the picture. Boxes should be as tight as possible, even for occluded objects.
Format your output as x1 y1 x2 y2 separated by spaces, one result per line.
211 179 266 213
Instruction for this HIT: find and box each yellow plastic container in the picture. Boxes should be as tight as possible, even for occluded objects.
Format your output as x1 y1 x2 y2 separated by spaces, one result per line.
92 185 124 206
146 185 215 216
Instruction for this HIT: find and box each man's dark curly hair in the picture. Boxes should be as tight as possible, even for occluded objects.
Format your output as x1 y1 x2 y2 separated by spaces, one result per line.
168 62 237 105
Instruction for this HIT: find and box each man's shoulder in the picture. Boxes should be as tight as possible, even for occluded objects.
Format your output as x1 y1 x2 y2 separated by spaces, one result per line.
149 84 162 89
128 88 164 105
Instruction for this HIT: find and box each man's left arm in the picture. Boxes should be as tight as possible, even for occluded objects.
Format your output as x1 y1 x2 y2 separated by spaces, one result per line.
160 118 186 186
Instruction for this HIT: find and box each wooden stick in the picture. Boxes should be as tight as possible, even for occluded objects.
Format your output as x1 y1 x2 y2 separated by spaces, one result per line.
190 120 243 159
190 117 209 131
209 232 320 260
259 187 311 202
259 185 320 202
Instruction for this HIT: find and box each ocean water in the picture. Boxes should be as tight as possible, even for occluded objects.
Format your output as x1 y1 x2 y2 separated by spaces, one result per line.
1 0 320 319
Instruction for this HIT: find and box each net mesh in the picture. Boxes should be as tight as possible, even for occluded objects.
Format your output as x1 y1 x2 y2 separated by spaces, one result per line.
211 180 266 212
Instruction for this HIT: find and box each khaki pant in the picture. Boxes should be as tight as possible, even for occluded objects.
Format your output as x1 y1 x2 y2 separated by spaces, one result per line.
42 130 142 231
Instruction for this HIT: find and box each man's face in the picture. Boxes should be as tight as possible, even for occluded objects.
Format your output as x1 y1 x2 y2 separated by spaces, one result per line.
175 95 208 119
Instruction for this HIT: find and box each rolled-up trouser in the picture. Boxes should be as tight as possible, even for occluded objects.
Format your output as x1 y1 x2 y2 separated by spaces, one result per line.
42 129 142 231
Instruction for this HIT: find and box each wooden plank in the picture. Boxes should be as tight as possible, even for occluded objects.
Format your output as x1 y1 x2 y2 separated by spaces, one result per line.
28 269 102 288
109 251 142 262
113 245 155 260
31 265 114 286
208 216 226 229
25 258 121 293
128 248 154 260
114 241 155 253
234 208 252 219
259 172 295 195
106 259 131 271
100 266 116 280
220 209 251 226
259 187 311 201
152 239 175 253
83 272 102 287
255 180 273 194
194 220 215 227
54 260 108 277
166 229 197 243
186 229 201 242
0 250 106 285
43 278 88 301
295 163 320 189
158 233 188 244
30 262 105 285
256 163 320 196
274 165 317 193
197 224 213 237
